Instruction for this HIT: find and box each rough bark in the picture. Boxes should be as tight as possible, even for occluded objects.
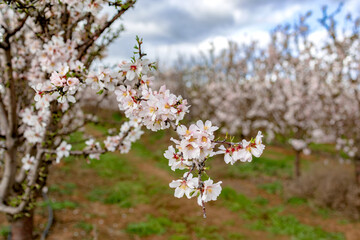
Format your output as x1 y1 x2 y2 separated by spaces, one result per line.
355 156 360 185
294 150 301 178
10 212 34 240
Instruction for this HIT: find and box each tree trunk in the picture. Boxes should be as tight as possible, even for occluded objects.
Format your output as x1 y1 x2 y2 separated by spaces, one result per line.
10 212 34 240
294 150 301 178
355 156 360 185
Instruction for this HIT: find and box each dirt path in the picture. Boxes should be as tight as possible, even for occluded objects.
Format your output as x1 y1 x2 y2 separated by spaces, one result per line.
41 149 287 240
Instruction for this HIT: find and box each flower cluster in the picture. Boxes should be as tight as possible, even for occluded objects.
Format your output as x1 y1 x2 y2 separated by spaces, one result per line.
169 173 222 207
165 120 221 210
29 35 85 109
38 36 79 74
119 59 150 81
104 119 144 154
166 121 265 213
62 0 104 14
164 120 218 171
85 138 102 160
86 67 122 92
50 69 81 103
218 131 265 164
20 108 50 144
32 69 84 112
115 84 189 131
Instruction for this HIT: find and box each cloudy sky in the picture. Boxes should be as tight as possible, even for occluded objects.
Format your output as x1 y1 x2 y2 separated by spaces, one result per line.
103 0 360 65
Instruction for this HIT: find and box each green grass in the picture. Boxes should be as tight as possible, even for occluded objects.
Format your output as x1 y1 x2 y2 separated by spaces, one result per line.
194 225 224 240
227 232 246 240
87 181 148 208
68 131 86 150
227 154 294 178
87 176 170 208
221 187 256 215
169 235 190 240
308 143 336 154
267 215 344 240
38 200 78 210
126 215 215 238
85 152 133 179
170 222 187 234
131 141 181 176
286 197 307 205
258 181 283 195
0 225 10 237
221 187 345 240
131 141 165 164
112 112 123 122
87 122 109 135
75 221 93 233
126 215 172 237
131 141 156 159
148 129 166 143
337 219 350 225
49 182 77 195
254 196 269 206
317 207 331 219
193 225 246 240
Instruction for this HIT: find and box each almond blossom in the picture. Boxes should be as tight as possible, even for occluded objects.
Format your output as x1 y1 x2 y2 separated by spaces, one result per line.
120 60 144 81
164 146 192 171
56 141 72 163
200 179 222 204
169 173 198 199
21 154 36 171
239 131 266 162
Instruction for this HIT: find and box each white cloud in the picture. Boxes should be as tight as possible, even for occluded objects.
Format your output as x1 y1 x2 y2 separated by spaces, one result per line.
124 21 167 38
104 0 360 66
167 0 238 20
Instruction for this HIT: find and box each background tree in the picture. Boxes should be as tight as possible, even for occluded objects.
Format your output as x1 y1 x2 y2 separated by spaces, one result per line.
156 5 360 179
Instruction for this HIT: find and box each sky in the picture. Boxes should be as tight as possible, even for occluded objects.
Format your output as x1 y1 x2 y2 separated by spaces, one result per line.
103 0 360 66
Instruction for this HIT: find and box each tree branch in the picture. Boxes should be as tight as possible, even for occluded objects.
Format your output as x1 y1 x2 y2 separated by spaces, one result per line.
77 0 136 60
0 149 43 215
0 95 9 133
7 15 28 38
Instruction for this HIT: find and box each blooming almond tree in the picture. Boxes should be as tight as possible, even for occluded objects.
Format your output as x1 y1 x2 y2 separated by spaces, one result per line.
158 9 348 178
0 1 265 239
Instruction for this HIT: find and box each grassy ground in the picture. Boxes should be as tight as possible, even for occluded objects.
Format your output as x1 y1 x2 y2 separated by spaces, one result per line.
0 113 359 239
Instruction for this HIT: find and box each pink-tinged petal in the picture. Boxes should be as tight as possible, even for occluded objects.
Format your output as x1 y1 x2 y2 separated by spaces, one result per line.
196 120 204 129
224 154 232 164
176 125 187 135
251 147 262 158
255 131 263 145
189 124 199 133
185 188 193 199
174 187 185 198
169 180 181 188
210 126 219 132
197 195 203 206
244 151 253 162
